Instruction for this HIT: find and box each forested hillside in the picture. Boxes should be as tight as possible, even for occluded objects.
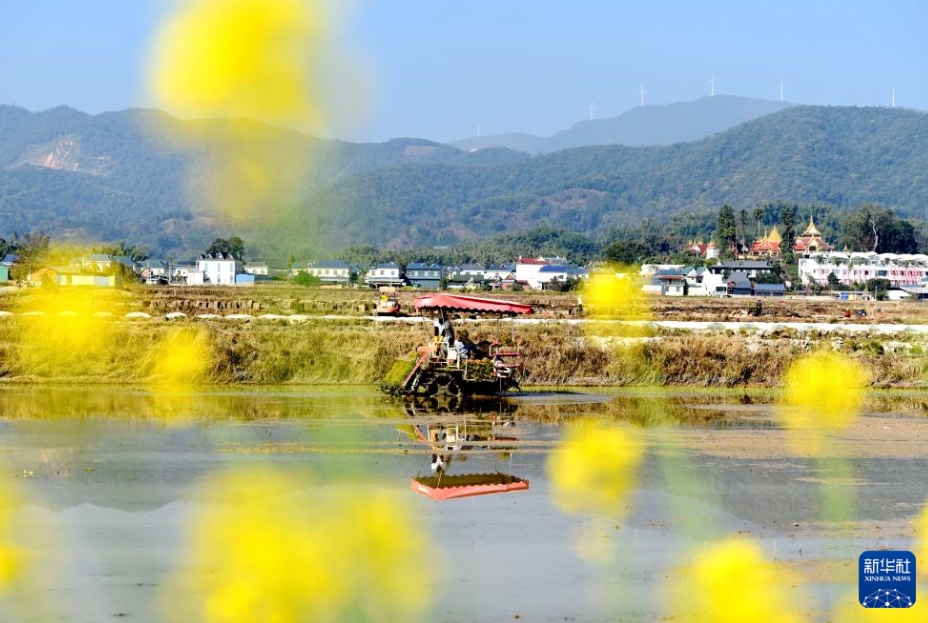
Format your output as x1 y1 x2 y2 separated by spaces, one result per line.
0 104 925 258
306 106 928 251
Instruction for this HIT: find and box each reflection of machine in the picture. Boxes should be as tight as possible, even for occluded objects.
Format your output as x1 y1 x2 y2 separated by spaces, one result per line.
376 286 401 316
413 473 529 501
402 403 529 501
393 294 532 399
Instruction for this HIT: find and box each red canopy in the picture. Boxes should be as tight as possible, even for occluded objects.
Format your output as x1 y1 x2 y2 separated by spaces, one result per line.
412 473 530 501
414 294 532 315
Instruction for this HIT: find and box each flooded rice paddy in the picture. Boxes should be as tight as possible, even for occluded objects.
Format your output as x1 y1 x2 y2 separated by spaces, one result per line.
1 386 927 621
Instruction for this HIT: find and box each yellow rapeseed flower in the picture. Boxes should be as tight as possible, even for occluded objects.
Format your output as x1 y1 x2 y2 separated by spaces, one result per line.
148 0 322 128
0 480 27 591
781 350 868 429
584 265 651 323
166 468 435 623
149 326 211 385
147 0 331 221
547 421 644 517
667 537 803 623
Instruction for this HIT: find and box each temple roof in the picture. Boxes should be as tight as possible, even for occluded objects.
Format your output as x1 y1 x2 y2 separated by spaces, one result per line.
802 215 822 237
767 226 783 244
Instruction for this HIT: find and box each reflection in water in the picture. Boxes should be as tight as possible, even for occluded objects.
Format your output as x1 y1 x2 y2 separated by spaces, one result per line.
401 402 530 500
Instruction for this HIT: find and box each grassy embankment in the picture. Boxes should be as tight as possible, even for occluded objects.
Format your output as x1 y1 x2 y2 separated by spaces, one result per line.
1 284 927 387
0 315 927 388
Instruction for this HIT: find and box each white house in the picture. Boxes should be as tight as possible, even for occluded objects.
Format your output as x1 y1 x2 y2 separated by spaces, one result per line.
244 262 269 276
515 257 549 289
537 264 569 289
305 260 353 285
364 262 404 287
196 252 244 286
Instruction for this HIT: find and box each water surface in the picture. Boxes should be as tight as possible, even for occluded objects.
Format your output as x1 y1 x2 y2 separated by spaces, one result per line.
1 386 926 622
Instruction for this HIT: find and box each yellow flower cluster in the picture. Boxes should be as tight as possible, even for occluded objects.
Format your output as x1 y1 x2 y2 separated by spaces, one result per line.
149 326 211 386
668 537 803 623
547 421 644 517
0 480 27 591
147 0 329 221
148 0 322 128
583 265 652 323
780 350 868 429
167 468 435 623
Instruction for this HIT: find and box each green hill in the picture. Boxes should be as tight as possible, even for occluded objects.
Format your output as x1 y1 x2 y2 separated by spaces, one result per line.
0 104 926 257
308 105 928 250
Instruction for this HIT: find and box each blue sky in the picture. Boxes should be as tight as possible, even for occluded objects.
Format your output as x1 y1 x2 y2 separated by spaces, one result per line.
1 0 925 142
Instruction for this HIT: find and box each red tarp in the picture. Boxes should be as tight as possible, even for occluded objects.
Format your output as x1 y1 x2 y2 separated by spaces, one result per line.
412 473 530 501
414 294 532 315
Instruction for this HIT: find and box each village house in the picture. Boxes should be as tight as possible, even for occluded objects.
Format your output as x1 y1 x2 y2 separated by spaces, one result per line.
364 262 404 287
657 270 688 296
196 252 244 286
405 263 443 289
515 257 548 289
305 260 353 285
28 266 122 288
171 262 198 285
708 260 777 279
244 262 269 276
139 259 169 283
484 263 516 281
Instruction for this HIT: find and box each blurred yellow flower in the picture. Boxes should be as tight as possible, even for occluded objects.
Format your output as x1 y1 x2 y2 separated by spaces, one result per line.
0 480 27 591
780 350 867 430
14 287 122 378
147 0 328 221
167 468 435 623
777 350 867 456
667 537 803 623
149 326 212 385
547 421 644 517
584 265 651 322
148 0 322 127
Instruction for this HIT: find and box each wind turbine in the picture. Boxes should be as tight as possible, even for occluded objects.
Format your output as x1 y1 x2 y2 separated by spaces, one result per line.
779 78 785 102
640 85 649 107
588 100 597 120
476 122 482 137
707 73 717 97
892 85 896 108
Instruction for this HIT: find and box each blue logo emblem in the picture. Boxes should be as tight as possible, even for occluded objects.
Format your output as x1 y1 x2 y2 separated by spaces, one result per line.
859 551 916 608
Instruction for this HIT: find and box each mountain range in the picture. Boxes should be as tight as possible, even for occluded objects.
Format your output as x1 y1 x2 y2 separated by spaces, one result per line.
451 95 794 154
0 99 925 258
